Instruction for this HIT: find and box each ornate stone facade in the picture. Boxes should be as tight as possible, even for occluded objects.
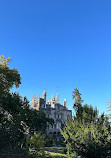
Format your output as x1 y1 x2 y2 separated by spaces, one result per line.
31 90 72 136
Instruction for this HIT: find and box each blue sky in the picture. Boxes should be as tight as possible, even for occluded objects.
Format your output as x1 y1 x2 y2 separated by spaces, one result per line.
0 0 111 115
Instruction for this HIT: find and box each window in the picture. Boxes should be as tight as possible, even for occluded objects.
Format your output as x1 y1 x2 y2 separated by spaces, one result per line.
34 103 36 107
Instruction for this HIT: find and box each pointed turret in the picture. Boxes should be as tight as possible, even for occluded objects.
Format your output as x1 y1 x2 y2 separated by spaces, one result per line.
51 92 55 103
51 92 55 108
64 98 67 104
56 91 59 103
42 89 46 106
42 89 46 96
64 98 67 108
52 92 55 100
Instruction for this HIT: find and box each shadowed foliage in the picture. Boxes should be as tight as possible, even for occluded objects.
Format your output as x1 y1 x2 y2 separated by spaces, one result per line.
0 56 54 158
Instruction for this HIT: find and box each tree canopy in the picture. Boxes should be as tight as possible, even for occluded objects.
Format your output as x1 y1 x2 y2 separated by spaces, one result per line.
0 56 21 98
0 56 54 156
61 88 111 158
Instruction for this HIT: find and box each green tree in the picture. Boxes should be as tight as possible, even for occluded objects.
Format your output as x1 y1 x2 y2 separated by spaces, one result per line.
82 104 98 123
61 89 111 158
0 56 21 99
26 133 46 158
72 88 83 105
0 56 54 155
107 100 111 119
0 56 22 148
61 117 111 158
72 88 83 119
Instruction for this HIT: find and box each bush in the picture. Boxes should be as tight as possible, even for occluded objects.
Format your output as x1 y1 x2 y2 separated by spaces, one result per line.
26 133 46 158
45 137 56 147
61 118 111 158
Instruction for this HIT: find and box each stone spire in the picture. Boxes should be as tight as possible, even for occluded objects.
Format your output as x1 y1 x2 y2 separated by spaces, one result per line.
51 92 55 101
56 91 59 103
42 89 46 97
51 93 55 108
42 89 46 103
64 98 66 104
64 98 67 108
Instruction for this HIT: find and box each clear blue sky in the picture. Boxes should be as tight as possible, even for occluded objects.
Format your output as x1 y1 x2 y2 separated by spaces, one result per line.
0 0 111 115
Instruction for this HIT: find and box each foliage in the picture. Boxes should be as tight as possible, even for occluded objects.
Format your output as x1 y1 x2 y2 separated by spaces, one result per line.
0 56 53 158
0 56 22 148
72 88 83 105
0 56 21 100
81 104 98 123
45 137 56 147
72 88 83 118
61 88 111 158
0 91 50 148
61 117 111 158
72 88 98 122
107 100 111 119
26 133 46 158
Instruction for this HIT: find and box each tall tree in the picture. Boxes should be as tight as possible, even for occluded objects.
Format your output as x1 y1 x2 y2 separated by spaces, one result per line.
72 88 83 105
107 100 111 119
72 88 83 118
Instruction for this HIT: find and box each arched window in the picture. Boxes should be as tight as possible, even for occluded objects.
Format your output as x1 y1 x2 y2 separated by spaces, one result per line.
34 103 36 107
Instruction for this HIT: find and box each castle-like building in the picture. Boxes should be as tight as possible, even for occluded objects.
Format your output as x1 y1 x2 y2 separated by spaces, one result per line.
31 90 72 136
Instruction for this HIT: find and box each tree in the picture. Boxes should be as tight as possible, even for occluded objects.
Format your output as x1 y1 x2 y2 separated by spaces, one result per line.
72 88 83 105
107 100 111 119
61 89 111 158
0 56 54 154
72 88 83 119
82 104 98 123
61 117 111 158
26 133 46 158
0 56 21 99
0 56 22 148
